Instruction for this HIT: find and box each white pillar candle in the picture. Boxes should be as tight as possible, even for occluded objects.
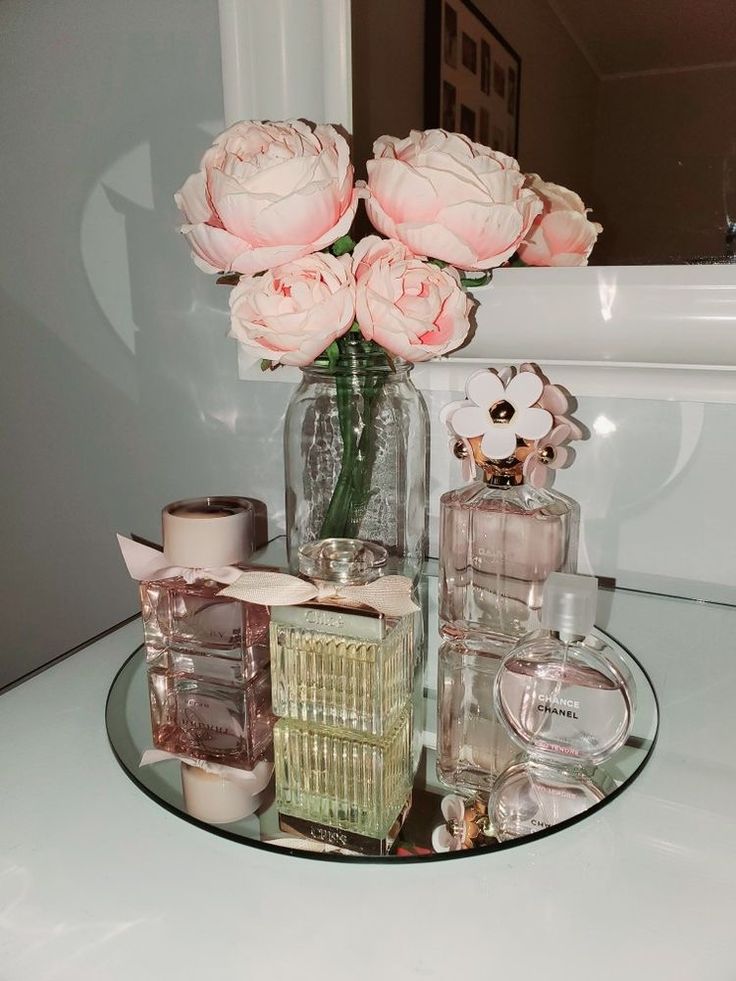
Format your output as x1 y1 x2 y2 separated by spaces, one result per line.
180 763 260 825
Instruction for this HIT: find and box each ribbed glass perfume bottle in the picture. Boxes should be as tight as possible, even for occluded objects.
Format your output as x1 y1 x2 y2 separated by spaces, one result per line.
270 539 416 736
274 709 413 841
271 538 416 848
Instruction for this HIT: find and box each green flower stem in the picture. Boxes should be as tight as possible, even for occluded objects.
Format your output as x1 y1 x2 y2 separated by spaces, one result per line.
319 368 357 539
318 338 390 542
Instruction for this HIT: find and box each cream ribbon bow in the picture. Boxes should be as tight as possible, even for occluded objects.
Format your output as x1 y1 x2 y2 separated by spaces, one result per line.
117 534 243 585
219 570 419 617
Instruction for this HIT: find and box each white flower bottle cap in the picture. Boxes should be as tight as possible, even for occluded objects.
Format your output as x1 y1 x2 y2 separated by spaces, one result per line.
541 572 598 637
162 497 254 568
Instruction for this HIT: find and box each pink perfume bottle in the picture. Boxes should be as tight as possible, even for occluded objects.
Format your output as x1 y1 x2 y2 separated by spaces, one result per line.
120 497 274 769
439 365 581 650
494 573 636 766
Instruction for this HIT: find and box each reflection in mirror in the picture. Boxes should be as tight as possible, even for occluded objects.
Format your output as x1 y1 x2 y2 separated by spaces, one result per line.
106 616 657 861
351 0 736 265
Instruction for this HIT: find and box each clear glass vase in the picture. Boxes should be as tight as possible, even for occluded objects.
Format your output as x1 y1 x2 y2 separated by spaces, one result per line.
284 338 429 579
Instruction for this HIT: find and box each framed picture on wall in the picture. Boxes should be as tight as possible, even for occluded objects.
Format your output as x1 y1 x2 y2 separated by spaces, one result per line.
425 0 521 157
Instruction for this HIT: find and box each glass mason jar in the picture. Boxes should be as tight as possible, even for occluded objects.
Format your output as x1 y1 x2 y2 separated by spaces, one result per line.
284 338 429 580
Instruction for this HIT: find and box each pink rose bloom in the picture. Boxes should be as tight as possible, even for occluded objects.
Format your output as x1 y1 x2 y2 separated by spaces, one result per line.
362 130 542 271
175 120 358 276
353 236 473 362
228 253 355 367
518 175 603 266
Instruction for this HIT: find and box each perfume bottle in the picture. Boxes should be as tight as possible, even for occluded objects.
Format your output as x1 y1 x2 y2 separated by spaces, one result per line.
488 759 608 842
226 537 417 852
494 573 636 766
436 639 518 795
270 539 416 736
121 497 274 769
274 709 414 852
439 365 581 649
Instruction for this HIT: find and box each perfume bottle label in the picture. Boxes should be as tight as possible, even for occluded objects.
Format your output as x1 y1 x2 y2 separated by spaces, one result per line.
272 603 386 641
181 694 243 743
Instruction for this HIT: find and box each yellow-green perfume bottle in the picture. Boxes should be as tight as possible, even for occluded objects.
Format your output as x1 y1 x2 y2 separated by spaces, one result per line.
270 538 417 852
270 539 416 736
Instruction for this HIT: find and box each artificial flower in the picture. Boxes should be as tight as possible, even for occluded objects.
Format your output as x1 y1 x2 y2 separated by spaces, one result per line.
362 129 542 271
353 236 473 362
228 252 355 367
518 174 602 267
175 119 358 276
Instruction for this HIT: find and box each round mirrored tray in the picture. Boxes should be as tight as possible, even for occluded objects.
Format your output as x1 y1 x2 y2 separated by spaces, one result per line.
106 621 658 864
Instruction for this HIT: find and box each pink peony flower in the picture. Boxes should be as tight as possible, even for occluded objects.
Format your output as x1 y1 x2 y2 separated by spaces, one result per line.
175 120 358 276
362 129 542 271
517 175 602 267
228 253 355 367
353 236 473 363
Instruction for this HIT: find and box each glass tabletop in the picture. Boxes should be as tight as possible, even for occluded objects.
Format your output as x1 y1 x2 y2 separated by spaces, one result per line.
106 609 658 863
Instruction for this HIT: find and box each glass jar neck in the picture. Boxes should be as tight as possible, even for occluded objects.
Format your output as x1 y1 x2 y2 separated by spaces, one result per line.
303 337 411 379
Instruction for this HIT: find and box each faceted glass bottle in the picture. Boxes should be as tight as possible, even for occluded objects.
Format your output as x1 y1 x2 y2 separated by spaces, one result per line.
139 498 275 769
436 639 518 795
439 460 579 649
494 573 636 766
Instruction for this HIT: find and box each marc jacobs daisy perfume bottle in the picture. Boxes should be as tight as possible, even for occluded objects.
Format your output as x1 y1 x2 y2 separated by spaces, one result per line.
118 497 274 769
220 538 418 853
439 364 581 651
494 573 636 766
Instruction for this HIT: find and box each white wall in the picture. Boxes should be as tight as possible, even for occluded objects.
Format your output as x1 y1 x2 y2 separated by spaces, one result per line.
0 0 291 687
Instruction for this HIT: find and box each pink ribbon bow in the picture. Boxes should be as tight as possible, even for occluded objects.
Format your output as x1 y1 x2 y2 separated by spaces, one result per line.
116 534 243 585
219 570 419 618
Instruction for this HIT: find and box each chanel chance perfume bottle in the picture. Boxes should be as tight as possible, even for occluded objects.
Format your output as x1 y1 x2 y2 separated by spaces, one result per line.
439 365 581 650
119 497 274 769
222 538 417 852
488 759 608 842
436 639 518 795
494 573 636 766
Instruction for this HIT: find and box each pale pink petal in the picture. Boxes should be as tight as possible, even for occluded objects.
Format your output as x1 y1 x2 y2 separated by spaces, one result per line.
181 222 250 274
441 795 466 823
452 405 490 438
440 399 473 432
466 370 504 409
431 826 456 853
481 426 517 460
174 170 213 224
539 383 569 415
514 406 553 440
506 372 543 410
551 446 569 468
